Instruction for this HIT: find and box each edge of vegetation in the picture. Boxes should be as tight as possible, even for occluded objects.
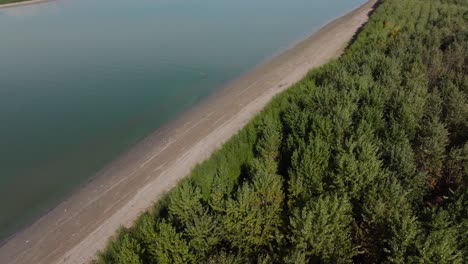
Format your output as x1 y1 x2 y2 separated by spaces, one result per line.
96 0 468 263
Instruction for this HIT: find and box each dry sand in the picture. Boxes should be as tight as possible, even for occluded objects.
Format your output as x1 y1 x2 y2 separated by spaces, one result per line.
0 0 378 263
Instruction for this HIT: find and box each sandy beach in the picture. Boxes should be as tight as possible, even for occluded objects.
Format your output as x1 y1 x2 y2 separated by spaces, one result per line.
0 0 377 263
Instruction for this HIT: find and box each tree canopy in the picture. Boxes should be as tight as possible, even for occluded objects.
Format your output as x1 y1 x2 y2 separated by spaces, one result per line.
97 0 468 263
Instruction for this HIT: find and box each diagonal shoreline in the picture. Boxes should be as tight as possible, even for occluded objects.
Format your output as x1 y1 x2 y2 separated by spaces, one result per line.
0 1 378 263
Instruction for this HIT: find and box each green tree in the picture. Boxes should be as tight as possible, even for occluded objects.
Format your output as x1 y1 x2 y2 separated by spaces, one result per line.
168 181 203 226
223 169 284 255
415 92 449 185
440 80 468 145
133 213 157 263
359 179 418 263
185 209 221 258
287 195 357 264
154 221 195 264
255 119 283 163
382 125 428 203
98 233 143 264
288 133 330 206
443 142 468 190
330 126 384 200
206 250 244 264
412 209 463 263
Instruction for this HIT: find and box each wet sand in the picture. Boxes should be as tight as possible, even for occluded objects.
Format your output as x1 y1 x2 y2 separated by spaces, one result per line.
0 0 378 263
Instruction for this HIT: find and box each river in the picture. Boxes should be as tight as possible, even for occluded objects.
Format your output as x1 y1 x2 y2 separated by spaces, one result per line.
0 0 366 242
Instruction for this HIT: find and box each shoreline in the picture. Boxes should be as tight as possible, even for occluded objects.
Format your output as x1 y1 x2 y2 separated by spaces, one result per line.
0 1 378 263
0 0 52 9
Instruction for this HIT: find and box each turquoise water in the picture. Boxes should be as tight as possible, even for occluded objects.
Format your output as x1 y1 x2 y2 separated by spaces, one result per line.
0 0 366 241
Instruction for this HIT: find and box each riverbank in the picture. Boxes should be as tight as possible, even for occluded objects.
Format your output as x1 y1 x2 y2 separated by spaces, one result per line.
0 0 378 263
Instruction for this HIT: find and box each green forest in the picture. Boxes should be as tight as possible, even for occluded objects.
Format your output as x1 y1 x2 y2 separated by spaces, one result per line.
98 0 467 263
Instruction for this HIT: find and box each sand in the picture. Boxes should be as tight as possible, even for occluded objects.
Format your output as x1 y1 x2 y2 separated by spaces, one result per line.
0 0 378 263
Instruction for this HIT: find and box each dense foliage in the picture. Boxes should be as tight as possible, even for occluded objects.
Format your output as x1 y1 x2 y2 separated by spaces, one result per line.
98 0 467 263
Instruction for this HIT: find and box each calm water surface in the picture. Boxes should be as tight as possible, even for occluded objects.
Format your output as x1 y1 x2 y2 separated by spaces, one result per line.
0 0 366 241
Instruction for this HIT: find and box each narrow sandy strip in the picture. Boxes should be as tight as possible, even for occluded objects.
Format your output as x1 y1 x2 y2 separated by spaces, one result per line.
0 1 377 263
